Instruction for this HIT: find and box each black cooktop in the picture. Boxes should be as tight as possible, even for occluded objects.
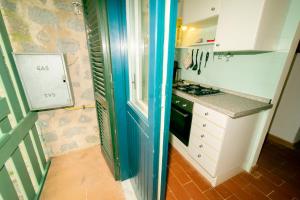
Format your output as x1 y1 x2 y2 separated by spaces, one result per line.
174 83 221 96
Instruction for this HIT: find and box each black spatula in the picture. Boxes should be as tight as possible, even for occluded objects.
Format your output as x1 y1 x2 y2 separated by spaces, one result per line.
188 49 194 69
192 49 199 70
197 51 203 75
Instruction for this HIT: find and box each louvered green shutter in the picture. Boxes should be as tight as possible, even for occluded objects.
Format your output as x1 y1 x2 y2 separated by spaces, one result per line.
83 0 119 179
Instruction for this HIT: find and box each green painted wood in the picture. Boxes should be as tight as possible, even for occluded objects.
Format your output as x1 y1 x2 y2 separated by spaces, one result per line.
0 112 37 167
83 0 120 179
0 166 19 200
0 135 10 149
0 117 12 133
0 10 50 200
0 97 10 121
0 11 30 113
23 134 42 184
11 148 36 199
30 126 47 168
0 48 23 123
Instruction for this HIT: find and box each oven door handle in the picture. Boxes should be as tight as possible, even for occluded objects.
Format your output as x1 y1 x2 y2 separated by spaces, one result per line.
171 107 189 118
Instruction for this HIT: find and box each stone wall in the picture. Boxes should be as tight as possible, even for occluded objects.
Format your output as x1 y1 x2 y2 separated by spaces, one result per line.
0 0 100 156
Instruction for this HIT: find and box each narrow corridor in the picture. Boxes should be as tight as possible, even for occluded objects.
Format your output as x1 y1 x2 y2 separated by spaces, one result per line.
40 146 125 200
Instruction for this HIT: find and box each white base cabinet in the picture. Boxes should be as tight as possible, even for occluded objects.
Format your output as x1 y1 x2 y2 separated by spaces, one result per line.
170 103 260 186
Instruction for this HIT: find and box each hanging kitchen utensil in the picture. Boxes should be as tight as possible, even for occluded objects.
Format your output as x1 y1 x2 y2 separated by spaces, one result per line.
187 49 194 69
192 49 199 70
197 51 203 75
204 52 209 68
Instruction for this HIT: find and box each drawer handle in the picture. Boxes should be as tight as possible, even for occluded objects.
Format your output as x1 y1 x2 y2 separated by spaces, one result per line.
175 100 180 104
199 144 203 148
182 104 187 107
202 124 206 127
200 134 205 138
204 112 208 116
197 154 201 158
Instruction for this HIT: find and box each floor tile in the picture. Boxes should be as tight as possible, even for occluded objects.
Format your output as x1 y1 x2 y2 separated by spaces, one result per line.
267 190 293 200
40 146 124 200
167 139 300 200
254 166 285 186
223 180 252 200
215 183 232 199
166 188 177 200
248 174 276 195
225 195 239 200
183 181 207 200
167 171 190 200
231 172 251 188
170 163 191 185
276 182 300 199
182 169 211 192
243 184 270 200
204 189 223 200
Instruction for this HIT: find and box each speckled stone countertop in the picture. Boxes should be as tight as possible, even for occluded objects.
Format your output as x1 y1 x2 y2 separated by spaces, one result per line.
173 89 272 118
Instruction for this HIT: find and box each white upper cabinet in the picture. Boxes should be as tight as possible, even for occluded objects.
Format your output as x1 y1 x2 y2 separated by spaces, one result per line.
214 0 290 52
182 0 221 25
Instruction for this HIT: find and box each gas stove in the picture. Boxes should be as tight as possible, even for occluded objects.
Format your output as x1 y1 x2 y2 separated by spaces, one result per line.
173 83 221 96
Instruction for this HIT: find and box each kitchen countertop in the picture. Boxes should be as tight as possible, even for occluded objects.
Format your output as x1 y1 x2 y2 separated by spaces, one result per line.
173 89 273 118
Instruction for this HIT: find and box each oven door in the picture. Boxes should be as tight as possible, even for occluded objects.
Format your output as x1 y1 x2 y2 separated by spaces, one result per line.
170 105 192 146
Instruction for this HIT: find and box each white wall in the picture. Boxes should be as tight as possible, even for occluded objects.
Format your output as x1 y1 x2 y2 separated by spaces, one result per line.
270 53 300 143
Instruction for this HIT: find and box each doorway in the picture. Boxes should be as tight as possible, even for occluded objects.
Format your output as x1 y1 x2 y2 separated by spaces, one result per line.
268 41 300 149
101 0 178 199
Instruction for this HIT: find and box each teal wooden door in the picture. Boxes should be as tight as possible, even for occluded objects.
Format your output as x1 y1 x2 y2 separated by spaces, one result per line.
82 0 120 179
0 11 50 199
120 0 178 199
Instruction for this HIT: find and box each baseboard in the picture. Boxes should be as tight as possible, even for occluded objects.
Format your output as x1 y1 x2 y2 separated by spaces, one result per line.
267 133 300 150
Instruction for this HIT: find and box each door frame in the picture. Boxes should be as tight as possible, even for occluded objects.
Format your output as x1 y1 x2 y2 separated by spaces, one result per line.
121 0 166 198
247 22 300 169
105 0 177 198
157 0 178 199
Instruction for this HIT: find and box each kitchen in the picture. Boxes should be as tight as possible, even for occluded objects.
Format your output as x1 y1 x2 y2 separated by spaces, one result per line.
166 0 300 199
0 0 299 199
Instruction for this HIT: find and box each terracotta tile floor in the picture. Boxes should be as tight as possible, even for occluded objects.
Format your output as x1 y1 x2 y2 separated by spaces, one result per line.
166 139 300 200
40 146 125 200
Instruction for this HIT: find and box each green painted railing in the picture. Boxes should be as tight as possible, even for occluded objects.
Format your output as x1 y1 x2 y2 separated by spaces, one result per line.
0 10 50 200
0 98 50 200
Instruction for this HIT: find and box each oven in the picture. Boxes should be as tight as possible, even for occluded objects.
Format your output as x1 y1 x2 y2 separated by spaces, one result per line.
170 94 193 146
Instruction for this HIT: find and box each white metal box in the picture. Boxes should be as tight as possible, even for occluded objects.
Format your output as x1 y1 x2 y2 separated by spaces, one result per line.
13 53 74 111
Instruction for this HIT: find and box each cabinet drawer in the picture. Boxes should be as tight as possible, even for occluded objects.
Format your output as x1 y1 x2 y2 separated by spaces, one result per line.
188 145 217 177
193 103 228 128
189 138 220 162
192 115 225 139
190 125 223 151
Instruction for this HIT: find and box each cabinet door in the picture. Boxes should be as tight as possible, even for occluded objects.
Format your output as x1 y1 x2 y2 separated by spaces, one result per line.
214 0 265 51
182 0 220 25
